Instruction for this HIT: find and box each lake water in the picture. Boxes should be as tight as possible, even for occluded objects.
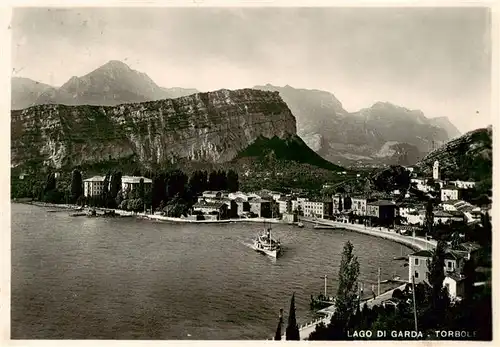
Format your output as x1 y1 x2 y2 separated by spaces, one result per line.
11 203 412 339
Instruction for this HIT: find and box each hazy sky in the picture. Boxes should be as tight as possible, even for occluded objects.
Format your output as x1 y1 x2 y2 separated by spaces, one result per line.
11 7 492 133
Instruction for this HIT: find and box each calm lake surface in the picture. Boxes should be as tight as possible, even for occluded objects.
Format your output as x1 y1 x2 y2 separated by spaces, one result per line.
11 203 411 339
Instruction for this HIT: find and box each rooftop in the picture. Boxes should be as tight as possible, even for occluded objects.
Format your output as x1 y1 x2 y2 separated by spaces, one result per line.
410 250 433 258
122 176 152 184
83 176 106 182
458 242 482 252
433 211 453 218
368 200 396 206
446 272 466 282
193 202 226 209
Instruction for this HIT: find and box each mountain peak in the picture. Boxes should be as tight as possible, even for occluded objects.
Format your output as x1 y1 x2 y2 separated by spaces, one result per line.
101 60 131 70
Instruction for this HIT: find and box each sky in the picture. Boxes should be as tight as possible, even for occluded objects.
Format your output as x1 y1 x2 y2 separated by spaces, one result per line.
11 7 493 133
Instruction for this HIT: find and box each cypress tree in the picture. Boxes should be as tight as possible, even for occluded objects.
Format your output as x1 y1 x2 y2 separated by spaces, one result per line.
427 240 448 327
274 308 283 340
424 200 434 238
44 172 56 193
331 240 360 336
286 293 300 340
138 178 145 201
70 169 83 203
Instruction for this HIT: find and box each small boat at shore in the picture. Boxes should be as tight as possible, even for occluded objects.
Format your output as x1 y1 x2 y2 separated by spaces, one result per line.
313 223 337 230
297 222 304 228
69 212 87 217
251 226 282 258
310 275 335 310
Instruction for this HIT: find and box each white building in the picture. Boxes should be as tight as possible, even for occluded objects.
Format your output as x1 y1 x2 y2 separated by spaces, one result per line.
441 185 460 201
443 274 466 300
408 250 465 284
351 196 371 216
450 180 476 189
433 210 464 224
278 198 292 214
303 200 333 219
228 191 249 201
83 176 106 197
121 176 152 192
433 160 440 180
411 178 432 193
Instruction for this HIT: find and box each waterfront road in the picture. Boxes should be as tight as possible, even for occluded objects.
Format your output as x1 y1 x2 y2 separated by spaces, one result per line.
301 217 436 251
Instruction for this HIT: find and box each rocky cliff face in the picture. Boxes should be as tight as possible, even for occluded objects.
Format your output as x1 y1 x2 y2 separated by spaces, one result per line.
11 89 297 170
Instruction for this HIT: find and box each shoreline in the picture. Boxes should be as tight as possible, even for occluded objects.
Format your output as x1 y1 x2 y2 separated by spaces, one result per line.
13 202 435 251
16 200 429 340
300 217 436 252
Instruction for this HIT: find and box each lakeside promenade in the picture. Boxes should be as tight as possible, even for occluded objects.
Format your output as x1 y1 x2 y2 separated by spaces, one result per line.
281 216 436 340
301 216 437 251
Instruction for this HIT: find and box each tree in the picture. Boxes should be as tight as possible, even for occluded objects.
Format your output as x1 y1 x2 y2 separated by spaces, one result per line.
274 309 283 340
462 259 476 301
227 170 239 192
427 240 448 328
331 240 360 335
44 172 56 193
100 172 111 207
208 171 218 190
285 293 300 340
152 173 166 210
424 200 434 238
138 178 145 201
70 169 83 203
109 171 122 200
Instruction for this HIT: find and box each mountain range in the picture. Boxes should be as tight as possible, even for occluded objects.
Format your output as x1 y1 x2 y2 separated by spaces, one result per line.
12 60 461 167
11 60 199 110
253 85 461 166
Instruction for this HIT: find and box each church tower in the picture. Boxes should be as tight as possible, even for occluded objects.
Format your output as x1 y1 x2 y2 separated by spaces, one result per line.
433 160 440 180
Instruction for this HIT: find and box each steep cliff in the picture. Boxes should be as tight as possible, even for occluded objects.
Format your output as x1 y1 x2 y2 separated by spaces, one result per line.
11 89 297 170
416 126 492 181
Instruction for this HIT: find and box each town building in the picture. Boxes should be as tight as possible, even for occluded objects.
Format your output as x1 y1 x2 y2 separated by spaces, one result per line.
192 201 228 220
121 176 152 193
455 242 482 264
303 199 333 219
234 197 250 216
278 197 293 215
351 196 376 216
221 198 238 218
228 191 249 201
398 203 424 225
433 210 465 225
332 195 342 213
441 185 461 201
366 200 397 226
249 198 272 218
408 249 466 284
406 209 426 225
410 178 432 193
443 273 466 300
83 176 106 197
450 180 476 189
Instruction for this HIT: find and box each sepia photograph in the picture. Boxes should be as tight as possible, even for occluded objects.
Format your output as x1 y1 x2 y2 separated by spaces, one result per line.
7 3 494 342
